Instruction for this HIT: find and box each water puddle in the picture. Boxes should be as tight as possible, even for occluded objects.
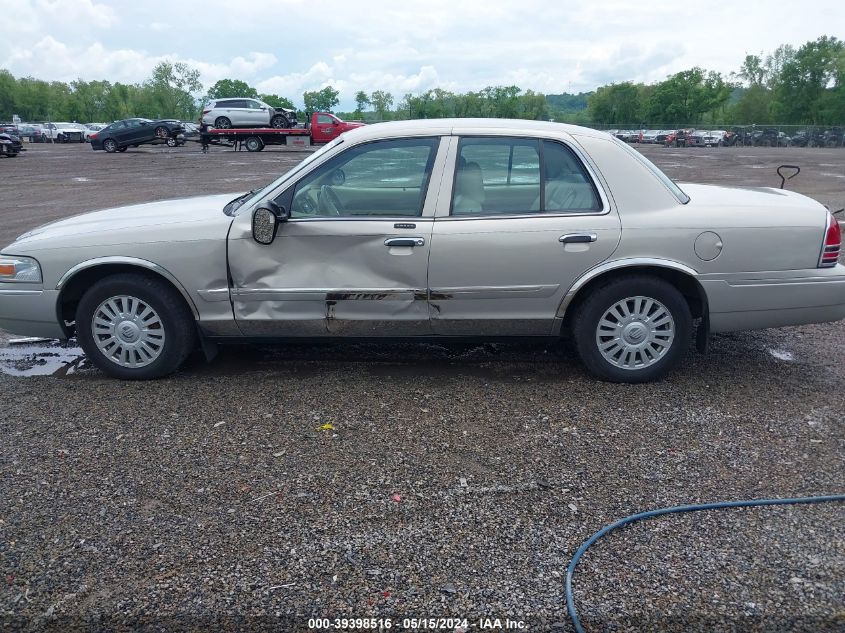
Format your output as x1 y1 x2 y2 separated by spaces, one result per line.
0 339 89 377
767 348 795 362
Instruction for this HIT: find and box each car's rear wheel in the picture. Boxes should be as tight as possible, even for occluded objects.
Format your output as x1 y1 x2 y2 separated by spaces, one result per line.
103 138 117 153
166 137 177 147
245 136 263 152
270 115 289 129
214 116 232 129
76 273 196 380
572 275 692 383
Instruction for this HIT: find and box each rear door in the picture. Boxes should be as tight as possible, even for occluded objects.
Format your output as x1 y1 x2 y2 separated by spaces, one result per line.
227 135 449 336
428 135 621 335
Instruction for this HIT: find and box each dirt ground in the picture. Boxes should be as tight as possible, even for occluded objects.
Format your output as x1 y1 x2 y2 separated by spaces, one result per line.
0 140 843 632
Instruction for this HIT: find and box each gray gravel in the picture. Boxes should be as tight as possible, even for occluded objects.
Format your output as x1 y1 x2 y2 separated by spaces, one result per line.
1 144 844 631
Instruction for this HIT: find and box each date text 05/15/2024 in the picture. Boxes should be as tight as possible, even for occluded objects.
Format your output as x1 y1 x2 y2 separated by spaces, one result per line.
307 617 527 630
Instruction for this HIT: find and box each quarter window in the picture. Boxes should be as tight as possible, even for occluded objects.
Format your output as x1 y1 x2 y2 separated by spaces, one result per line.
290 138 439 218
451 137 601 215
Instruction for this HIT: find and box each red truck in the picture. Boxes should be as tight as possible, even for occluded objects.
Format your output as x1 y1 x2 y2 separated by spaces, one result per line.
205 112 364 152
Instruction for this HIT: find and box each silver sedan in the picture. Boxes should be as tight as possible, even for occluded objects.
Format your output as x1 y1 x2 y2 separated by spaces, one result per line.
1 120 843 382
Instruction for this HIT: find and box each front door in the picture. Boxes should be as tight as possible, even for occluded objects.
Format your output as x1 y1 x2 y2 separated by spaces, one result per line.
227 136 447 336
428 135 621 335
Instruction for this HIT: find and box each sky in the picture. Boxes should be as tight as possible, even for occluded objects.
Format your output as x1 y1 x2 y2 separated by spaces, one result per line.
1 0 843 110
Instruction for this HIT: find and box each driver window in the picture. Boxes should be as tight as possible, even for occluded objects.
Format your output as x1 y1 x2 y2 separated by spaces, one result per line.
289 138 439 218
316 114 334 124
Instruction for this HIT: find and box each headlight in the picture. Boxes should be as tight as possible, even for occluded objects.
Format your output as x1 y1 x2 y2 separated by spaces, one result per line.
0 256 42 283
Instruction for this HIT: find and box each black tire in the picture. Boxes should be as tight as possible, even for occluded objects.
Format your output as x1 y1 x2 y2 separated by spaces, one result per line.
103 138 118 153
571 275 692 383
166 137 177 147
270 114 289 129
75 273 196 380
117 146 127 152
214 116 232 129
154 126 169 139
57 134 66 143
244 136 263 152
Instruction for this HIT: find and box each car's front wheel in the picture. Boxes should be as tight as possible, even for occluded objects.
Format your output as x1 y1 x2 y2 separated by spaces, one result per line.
75 273 196 379
572 275 692 383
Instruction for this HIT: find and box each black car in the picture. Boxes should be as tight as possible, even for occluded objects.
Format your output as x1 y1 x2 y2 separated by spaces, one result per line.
90 118 185 153
0 126 24 155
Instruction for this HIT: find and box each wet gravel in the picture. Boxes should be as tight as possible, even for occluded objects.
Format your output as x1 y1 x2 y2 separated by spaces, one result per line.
0 143 844 631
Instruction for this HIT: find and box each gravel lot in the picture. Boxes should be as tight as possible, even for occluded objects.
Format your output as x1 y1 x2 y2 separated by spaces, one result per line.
1 141 844 632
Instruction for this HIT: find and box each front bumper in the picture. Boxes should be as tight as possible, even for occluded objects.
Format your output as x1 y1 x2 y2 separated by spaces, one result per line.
701 265 845 332
0 287 65 338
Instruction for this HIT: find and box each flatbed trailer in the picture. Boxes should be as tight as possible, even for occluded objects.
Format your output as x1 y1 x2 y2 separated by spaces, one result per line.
203 112 365 151
206 127 312 152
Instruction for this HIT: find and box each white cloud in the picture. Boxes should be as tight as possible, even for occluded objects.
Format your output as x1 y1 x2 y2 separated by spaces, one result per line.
1 0 843 110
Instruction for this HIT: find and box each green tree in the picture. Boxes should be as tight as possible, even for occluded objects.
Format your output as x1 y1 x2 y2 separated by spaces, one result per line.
259 93 295 110
729 84 772 123
369 90 394 120
206 79 258 101
302 86 339 114
736 53 767 86
144 61 202 119
354 90 370 117
587 82 642 124
771 36 843 123
646 68 731 124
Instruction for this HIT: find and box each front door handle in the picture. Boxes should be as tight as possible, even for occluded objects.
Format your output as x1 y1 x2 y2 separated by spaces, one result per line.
559 233 597 244
385 237 425 247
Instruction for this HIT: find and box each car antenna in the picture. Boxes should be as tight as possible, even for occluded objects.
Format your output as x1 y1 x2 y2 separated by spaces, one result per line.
777 164 800 189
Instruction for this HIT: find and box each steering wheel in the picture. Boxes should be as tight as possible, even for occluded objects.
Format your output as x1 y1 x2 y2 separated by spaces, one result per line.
295 192 317 215
319 185 345 216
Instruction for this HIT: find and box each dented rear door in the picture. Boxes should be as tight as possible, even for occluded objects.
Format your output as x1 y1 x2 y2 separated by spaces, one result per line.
227 136 450 336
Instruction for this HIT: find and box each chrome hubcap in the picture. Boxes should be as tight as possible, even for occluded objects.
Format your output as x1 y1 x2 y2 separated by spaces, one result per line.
596 296 675 370
92 295 165 368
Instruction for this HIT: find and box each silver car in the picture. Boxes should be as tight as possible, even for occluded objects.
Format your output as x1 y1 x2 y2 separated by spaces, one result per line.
201 98 297 129
1 119 843 382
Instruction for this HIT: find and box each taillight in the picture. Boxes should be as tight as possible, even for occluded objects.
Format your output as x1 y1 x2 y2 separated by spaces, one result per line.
819 211 841 268
202 109 211 116
90 133 97 139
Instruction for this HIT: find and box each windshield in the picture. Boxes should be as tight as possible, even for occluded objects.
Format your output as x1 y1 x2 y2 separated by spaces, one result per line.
227 137 345 215
612 137 690 204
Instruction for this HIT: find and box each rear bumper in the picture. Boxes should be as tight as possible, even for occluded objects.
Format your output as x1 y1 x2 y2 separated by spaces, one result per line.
0 288 65 338
701 265 845 332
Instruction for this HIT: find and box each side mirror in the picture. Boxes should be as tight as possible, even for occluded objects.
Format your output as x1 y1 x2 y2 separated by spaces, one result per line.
252 201 288 245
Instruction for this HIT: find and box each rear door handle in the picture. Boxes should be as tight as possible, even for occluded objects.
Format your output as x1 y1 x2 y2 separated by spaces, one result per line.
559 233 597 244
385 237 425 247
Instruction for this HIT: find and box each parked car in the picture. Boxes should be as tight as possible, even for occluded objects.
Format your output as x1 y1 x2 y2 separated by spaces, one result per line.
704 130 725 147
43 122 87 143
687 130 708 147
665 129 690 147
640 130 661 144
0 126 24 152
89 118 185 153
18 124 47 143
1 119 843 382
83 123 107 141
0 131 20 157
654 130 673 144
201 98 298 130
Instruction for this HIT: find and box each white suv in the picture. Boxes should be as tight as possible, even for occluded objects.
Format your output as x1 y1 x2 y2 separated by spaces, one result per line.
201 98 298 129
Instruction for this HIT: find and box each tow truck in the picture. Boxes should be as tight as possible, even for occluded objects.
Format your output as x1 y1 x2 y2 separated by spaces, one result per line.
204 112 364 152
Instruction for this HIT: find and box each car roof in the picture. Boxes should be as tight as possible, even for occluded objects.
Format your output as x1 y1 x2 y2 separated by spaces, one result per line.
338 118 611 143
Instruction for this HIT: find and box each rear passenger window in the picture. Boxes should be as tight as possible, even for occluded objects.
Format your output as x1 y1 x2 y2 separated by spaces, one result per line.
451 137 602 215
541 140 601 212
452 138 540 215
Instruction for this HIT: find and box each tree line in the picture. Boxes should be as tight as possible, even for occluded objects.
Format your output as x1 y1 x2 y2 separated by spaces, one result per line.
0 36 841 125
